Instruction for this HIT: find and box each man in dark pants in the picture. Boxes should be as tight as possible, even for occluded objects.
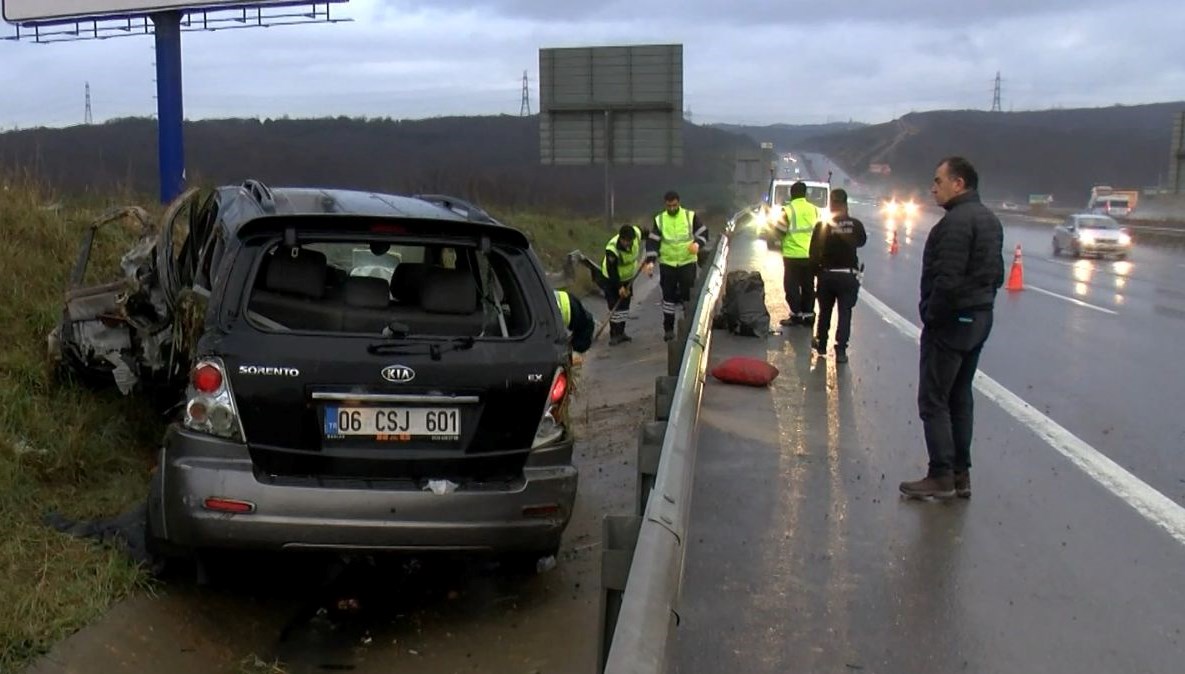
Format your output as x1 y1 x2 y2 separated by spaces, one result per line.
900 157 1004 500
773 181 820 327
809 188 866 364
647 191 709 341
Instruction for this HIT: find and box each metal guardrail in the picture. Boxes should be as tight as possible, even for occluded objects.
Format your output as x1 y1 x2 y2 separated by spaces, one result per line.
598 210 742 674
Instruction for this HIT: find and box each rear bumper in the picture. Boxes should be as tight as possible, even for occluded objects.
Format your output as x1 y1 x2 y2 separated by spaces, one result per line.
154 427 577 553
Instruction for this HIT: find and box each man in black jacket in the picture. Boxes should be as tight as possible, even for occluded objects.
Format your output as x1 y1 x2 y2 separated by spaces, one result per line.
809 188 866 364
900 157 1004 500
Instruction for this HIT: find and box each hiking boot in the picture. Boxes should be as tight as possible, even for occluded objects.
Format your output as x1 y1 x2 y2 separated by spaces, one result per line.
609 333 625 346
780 316 798 326
812 337 826 355
834 348 848 364
954 471 971 498
619 332 632 343
899 474 956 500
663 329 675 342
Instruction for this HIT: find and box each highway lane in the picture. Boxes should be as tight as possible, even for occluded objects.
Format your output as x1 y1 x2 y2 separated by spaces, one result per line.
674 218 1185 673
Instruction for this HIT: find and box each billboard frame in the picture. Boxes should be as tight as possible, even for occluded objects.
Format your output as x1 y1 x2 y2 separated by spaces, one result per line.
3 1 349 203
539 44 684 229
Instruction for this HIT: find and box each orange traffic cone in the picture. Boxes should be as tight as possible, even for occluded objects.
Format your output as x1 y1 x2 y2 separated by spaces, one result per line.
889 229 899 255
1006 244 1024 291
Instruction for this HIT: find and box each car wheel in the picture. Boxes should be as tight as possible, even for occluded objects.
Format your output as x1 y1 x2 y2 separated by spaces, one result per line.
1052 239 1060 256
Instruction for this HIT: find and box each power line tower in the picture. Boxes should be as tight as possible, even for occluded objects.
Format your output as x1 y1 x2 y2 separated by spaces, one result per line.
991 71 1003 112
520 70 531 116
85 82 93 124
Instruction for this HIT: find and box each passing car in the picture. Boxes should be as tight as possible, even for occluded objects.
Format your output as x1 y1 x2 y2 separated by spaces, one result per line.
880 196 920 219
52 180 577 567
1052 213 1133 259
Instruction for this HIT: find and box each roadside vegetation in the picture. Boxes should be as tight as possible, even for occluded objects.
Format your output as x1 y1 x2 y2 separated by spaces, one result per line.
0 173 625 671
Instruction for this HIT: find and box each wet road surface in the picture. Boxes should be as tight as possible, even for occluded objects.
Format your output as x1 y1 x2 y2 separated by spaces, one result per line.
673 216 1185 673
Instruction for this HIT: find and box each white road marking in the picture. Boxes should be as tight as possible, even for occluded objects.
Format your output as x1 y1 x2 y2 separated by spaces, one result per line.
1027 285 1119 315
859 290 1185 546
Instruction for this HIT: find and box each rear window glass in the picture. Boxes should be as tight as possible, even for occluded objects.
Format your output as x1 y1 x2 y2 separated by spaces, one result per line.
773 184 829 209
242 238 531 338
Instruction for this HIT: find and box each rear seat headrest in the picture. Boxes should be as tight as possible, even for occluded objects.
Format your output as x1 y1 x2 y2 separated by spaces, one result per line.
265 248 327 298
419 267 479 315
390 262 428 303
343 276 390 309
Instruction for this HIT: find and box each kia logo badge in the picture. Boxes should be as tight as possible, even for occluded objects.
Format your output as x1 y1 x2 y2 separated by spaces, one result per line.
382 365 416 383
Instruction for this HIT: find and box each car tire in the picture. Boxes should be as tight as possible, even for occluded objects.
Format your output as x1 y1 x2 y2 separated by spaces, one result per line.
1052 239 1060 256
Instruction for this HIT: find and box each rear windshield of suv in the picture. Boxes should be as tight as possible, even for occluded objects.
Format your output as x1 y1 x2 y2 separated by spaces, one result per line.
242 237 532 338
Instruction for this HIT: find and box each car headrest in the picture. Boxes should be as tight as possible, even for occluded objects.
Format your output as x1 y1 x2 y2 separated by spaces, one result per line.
265 248 327 298
389 262 428 304
419 268 479 315
343 276 390 309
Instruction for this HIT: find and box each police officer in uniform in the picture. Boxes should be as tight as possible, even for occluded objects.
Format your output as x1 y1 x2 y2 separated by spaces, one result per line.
646 191 709 342
809 188 867 364
773 181 820 327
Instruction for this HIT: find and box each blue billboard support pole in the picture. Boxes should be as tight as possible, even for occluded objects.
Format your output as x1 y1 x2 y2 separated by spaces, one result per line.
151 11 185 204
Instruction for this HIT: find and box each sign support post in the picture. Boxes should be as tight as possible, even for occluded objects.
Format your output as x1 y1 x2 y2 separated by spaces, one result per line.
152 11 184 203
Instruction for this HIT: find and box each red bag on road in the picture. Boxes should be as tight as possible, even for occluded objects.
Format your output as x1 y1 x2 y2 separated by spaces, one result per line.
710 356 779 387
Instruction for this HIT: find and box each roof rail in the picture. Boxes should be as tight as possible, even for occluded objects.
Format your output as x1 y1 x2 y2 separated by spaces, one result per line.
241 179 276 214
412 193 503 226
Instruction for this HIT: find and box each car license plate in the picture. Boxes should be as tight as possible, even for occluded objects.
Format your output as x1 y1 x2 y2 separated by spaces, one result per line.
323 406 460 439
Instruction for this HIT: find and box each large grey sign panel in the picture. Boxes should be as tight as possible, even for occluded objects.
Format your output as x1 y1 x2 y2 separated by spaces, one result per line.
539 44 682 166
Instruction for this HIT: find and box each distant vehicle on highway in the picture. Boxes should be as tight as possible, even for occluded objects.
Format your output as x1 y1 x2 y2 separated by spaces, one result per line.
1052 213 1132 259
1089 193 1133 217
879 195 920 219
1000 201 1021 211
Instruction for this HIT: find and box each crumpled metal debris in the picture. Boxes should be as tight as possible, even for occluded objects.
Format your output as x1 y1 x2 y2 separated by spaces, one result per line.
49 190 207 395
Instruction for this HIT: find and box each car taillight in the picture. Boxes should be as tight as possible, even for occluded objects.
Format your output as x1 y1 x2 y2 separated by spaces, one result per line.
192 364 223 394
549 370 568 404
183 359 244 441
533 367 569 448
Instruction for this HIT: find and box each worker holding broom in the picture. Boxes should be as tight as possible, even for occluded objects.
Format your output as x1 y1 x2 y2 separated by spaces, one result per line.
578 224 653 345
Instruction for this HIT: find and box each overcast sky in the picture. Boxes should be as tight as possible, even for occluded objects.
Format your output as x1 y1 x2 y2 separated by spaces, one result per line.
2 0 1184 130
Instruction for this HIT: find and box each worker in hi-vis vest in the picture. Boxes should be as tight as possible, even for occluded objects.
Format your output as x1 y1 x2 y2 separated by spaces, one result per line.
645 190 709 342
595 224 653 345
554 289 594 354
773 181 821 327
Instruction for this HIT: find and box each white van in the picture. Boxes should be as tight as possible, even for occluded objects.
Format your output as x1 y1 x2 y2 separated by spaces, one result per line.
1090 194 1131 217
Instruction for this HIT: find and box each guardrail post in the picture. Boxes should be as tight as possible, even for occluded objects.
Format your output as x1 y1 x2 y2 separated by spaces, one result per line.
654 376 677 421
598 514 642 673
636 421 666 516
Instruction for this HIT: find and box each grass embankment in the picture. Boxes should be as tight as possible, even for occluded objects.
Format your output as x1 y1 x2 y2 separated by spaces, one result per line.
0 179 628 671
0 178 163 671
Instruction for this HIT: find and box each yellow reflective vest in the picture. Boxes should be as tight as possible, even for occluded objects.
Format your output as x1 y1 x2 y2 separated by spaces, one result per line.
780 198 818 259
601 226 643 280
554 290 571 327
654 208 697 266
